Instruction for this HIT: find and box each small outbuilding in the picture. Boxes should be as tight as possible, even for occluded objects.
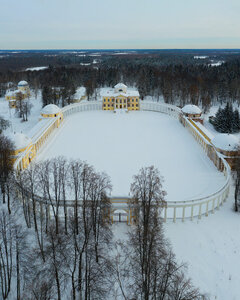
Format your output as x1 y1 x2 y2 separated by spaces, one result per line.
8 132 36 168
181 104 203 123
211 134 240 169
17 80 30 97
41 104 63 127
41 104 61 118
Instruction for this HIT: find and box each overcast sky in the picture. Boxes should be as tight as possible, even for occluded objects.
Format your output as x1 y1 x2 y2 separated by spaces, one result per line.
1 0 240 49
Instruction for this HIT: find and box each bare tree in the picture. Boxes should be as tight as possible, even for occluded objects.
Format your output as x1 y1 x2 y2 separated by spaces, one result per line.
89 171 112 263
124 166 205 300
0 209 13 299
0 116 10 134
0 134 14 209
22 100 33 121
13 223 27 300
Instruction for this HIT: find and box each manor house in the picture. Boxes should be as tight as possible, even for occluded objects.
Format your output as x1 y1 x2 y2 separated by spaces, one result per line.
102 83 140 111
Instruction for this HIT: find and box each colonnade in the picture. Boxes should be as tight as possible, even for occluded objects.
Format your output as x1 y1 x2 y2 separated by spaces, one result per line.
14 100 231 223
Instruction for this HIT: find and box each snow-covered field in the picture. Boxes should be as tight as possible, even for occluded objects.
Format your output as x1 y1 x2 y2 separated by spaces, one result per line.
25 66 48 71
1 92 239 299
166 187 239 300
37 110 225 200
0 93 43 135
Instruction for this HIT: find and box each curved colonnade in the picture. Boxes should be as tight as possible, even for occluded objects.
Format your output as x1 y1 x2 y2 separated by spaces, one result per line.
14 101 231 223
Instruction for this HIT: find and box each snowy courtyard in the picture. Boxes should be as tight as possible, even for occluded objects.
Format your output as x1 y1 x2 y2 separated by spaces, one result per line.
37 110 225 201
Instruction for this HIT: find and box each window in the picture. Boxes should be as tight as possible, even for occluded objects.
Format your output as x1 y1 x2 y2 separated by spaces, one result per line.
136 98 138 102
103 104 106 107
136 104 139 107
108 104 110 107
104 99 106 102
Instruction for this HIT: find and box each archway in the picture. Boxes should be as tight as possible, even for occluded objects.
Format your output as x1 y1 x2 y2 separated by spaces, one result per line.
113 209 128 223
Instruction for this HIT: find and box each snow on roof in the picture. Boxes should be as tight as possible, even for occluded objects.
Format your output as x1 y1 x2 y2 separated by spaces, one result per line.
28 118 56 143
73 87 86 99
192 120 214 140
113 92 128 97
182 104 202 115
6 90 24 96
212 134 239 151
8 132 32 149
41 104 61 115
18 80 28 86
113 209 128 215
114 83 127 89
102 88 139 97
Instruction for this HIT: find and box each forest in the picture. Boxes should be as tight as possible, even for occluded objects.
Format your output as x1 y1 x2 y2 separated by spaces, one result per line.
0 52 240 112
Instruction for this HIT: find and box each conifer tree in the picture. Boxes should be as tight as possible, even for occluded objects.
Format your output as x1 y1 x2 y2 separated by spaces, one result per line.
210 103 240 133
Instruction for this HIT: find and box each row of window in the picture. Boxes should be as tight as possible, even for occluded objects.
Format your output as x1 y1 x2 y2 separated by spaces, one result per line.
104 98 139 103
103 103 139 107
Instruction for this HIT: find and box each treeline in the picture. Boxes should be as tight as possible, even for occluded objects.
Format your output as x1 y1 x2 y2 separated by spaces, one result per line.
1 58 240 109
0 140 207 299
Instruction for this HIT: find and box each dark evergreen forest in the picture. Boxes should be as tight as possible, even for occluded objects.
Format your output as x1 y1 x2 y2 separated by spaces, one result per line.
1 50 240 111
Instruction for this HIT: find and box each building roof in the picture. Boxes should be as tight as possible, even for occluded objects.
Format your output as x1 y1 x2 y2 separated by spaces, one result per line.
182 104 202 115
73 87 86 99
18 80 28 86
211 134 239 151
8 132 32 150
102 88 139 98
114 83 127 89
6 89 25 96
41 104 61 115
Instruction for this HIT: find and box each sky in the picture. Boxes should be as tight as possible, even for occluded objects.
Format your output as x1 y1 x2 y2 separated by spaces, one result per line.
0 0 240 49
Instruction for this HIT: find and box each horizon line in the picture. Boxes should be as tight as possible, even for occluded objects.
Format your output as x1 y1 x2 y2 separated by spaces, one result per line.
1 48 240 51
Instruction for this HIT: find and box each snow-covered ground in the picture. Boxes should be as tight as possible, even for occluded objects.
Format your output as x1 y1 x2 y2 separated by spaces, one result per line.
166 186 239 300
0 92 43 135
73 87 86 99
25 66 48 71
194 56 209 59
36 110 225 200
208 61 225 67
113 190 240 300
203 105 240 141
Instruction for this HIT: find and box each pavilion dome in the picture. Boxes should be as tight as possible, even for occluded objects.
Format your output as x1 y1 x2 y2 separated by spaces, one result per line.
8 132 32 150
182 104 202 115
18 80 28 87
211 134 239 151
41 104 61 115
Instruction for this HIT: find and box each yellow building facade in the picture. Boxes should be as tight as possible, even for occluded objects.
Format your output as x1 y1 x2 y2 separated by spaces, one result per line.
102 83 140 111
17 81 30 97
5 81 31 108
11 104 63 170
9 133 36 169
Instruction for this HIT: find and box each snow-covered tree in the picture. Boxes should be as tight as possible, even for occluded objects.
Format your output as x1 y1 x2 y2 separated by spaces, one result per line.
209 103 240 133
